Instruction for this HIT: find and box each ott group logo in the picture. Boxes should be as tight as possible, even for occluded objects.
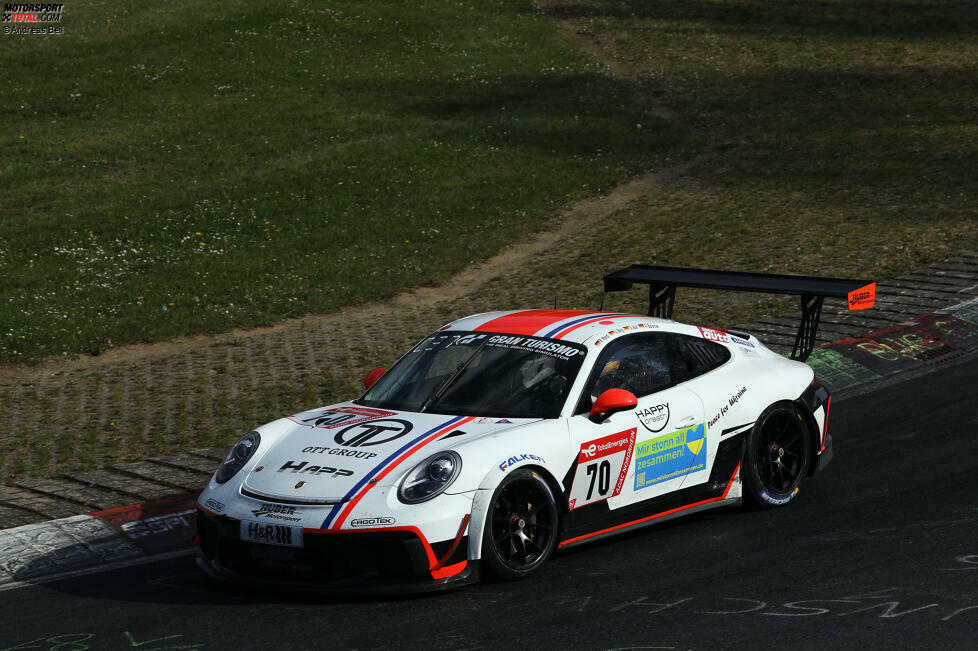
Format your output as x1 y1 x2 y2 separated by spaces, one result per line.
3 3 64 34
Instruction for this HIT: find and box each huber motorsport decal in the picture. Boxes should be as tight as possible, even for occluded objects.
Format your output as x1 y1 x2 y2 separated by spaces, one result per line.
251 503 302 522
634 423 707 489
568 428 636 510
635 403 669 433
334 419 414 447
277 460 354 477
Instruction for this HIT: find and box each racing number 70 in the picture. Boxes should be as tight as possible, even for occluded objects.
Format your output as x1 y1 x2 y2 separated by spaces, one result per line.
585 460 611 500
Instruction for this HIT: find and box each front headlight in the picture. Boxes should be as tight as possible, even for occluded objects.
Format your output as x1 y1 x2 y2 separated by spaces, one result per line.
397 451 462 504
215 431 261 484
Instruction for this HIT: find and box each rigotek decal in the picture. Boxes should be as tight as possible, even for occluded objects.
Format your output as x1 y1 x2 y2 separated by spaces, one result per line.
203 498 225 513
634 423 707 490
498 453 545 471
635 403 669 433
350 517 396 528
334 418 413 447
290 406 397 429
277 460 354 477
568 428 636 511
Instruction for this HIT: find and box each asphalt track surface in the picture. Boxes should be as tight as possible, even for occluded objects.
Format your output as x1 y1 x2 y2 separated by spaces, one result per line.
2 357 977 650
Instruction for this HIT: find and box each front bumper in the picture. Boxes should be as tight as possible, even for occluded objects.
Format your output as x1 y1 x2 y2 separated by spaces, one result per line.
196 509 476 594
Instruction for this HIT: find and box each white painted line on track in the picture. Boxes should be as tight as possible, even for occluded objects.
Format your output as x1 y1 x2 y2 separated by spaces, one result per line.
0 548 196 593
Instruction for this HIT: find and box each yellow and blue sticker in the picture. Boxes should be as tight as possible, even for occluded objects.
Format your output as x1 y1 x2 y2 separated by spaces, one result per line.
634 423 707 489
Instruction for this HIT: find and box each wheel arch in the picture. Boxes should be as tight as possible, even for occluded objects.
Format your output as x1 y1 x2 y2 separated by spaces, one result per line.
467 463 565 562
793 398 823 476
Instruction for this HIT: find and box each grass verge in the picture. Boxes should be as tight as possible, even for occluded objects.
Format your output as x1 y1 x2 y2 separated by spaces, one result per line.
0 0 686 363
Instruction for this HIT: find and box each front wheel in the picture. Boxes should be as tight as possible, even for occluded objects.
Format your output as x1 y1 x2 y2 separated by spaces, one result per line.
481 468 558 581
743 401 812 508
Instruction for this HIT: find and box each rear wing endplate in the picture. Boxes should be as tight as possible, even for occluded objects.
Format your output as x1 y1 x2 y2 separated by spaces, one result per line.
603 265 875 362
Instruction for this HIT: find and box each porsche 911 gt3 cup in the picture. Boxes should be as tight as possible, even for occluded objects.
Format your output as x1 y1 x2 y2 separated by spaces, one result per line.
196 266 875 592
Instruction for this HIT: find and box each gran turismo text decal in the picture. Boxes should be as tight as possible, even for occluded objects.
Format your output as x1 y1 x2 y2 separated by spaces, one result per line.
569 428 636 510
634 423 706 490
487 334 584 360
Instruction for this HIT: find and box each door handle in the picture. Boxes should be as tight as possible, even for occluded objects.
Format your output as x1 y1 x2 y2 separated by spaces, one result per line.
676 415 696 426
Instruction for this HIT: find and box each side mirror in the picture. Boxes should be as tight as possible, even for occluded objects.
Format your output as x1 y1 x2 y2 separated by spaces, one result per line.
589 388 638 423
363 367 385 389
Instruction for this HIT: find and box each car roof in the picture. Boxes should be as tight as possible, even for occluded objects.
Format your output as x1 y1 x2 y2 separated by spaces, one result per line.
441 309 683 346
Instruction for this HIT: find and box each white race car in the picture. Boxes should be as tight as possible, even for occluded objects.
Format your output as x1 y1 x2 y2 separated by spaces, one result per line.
196 266 875 592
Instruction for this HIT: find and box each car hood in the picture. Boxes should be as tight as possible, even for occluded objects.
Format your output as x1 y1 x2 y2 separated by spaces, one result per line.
241 403 534 501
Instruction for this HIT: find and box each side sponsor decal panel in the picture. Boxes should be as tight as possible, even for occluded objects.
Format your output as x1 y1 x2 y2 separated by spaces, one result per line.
634 423 707 490
568 428 636 510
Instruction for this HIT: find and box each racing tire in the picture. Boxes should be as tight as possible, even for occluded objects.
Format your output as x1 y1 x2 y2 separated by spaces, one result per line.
743 401 812 509
481 468 559 581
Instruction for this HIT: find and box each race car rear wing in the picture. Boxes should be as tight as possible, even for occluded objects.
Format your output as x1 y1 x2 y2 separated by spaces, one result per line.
602 265 875 362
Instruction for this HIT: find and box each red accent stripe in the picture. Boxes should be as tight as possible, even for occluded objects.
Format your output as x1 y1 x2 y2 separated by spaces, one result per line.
330 417 475 530
551 315 623 340
558 464 741 547
432 514 470 571
431 560 467 579
474 310 600 336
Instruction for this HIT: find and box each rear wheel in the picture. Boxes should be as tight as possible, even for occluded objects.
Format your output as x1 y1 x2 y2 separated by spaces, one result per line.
481 469 558 581
743 402 811 508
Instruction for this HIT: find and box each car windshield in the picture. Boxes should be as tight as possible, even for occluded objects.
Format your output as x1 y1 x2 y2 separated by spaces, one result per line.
357 331 587 418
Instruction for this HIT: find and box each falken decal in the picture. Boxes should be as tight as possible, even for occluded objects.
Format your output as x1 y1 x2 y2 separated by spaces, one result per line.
289 406 397 430
568 428 636 510
634 423 707 490
498 453 545 471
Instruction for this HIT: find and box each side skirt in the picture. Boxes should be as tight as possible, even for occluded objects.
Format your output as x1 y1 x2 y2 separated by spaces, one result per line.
557 463 741 550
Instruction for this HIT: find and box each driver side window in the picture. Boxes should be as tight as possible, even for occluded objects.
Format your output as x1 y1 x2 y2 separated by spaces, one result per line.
578 334 674 412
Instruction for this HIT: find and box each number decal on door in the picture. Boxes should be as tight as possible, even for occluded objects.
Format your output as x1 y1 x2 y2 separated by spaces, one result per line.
568 428 636 510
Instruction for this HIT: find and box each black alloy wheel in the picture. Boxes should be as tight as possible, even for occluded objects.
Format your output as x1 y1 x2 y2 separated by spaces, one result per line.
481 468 558 581
743 402 812 508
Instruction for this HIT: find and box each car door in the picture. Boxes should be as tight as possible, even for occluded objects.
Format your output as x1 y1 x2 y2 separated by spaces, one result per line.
566 332 706 513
